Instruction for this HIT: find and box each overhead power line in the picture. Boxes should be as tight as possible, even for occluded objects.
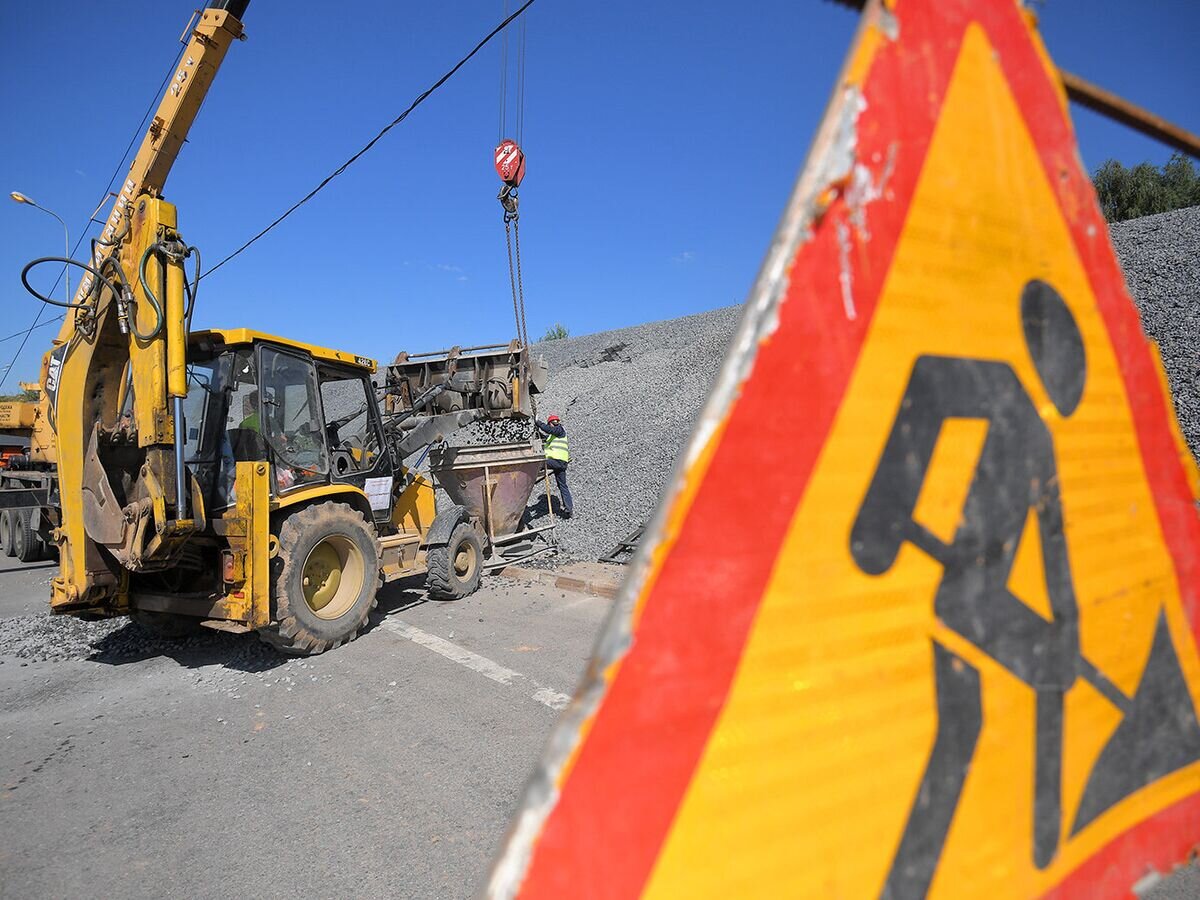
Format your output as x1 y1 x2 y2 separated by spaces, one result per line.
0 40 189 387
204 0 538 280
4 1 537 378
0 315 65 345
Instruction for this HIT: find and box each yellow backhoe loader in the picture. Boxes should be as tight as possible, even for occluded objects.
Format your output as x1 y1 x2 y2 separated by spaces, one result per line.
1 1 547 653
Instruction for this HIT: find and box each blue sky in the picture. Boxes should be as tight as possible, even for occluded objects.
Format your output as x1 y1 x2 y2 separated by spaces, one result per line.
2 0 1197 387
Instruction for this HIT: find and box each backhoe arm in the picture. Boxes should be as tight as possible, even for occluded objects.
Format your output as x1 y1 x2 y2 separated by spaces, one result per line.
46 2 248 611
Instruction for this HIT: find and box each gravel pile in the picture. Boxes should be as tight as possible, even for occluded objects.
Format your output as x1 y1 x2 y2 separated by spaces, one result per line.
514 306 743 563
0 614 126 662
0 613 279 668
1111 205 1200 457
456 205 1199 566
0 611 340 695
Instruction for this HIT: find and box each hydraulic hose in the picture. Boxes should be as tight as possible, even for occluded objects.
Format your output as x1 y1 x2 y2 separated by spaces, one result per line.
20 256 118 309
135 244 168 342
97 253 131 293
183 244 201 328
94 214 131 249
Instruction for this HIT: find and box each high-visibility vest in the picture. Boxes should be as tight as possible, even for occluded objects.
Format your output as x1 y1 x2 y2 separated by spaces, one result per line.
544 432 569 462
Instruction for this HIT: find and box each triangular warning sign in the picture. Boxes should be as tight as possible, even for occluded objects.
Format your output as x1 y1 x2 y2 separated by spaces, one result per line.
491 2 1200 898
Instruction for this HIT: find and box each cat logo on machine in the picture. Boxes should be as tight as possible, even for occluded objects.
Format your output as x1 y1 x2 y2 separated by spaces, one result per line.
42 343 68 425
491 1 1200 898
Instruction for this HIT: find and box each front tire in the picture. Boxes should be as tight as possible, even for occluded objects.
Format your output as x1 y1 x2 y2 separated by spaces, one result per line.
426 522 484 600
259 502 380 655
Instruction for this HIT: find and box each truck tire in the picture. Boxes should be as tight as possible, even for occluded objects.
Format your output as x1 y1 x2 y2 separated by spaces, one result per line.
0 509 10 556
131 610 205 639
259 502 379 655
426 522 484 600
12 510 41 563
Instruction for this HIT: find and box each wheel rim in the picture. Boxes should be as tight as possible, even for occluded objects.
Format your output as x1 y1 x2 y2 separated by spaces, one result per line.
301 535 365 620
453 537 478 582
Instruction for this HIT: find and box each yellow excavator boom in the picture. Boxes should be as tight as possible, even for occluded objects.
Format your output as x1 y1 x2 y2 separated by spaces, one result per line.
45 2 248 611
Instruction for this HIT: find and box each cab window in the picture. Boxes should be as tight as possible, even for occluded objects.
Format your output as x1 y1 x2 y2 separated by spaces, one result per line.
260 347 329 493
319 370 383 477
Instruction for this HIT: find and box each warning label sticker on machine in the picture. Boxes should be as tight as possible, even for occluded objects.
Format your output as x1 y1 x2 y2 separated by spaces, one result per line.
364 477 393 511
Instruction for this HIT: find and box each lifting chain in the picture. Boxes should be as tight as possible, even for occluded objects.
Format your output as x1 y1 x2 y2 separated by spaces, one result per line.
500 183 535 420
500 183 529 350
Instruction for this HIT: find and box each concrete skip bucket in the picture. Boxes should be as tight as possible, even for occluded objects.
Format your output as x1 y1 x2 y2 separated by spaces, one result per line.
429 442 557 569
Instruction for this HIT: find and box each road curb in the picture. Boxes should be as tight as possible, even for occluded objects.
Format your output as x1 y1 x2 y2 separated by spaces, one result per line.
497 564 622 600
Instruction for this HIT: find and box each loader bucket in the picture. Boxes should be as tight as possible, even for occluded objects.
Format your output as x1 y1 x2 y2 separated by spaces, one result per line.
386 342 547 419
430 442 546 540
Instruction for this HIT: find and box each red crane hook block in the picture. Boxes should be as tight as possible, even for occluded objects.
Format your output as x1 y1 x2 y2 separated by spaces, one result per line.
494 139 526 187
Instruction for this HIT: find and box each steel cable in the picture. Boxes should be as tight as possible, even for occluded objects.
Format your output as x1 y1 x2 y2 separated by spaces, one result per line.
499 0 510 143
203 0 538 281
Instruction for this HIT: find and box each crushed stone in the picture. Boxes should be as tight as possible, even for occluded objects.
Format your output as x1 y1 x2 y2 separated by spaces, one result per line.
1112 205 1200 458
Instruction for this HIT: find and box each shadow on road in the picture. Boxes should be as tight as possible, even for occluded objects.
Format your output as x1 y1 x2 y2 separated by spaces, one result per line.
363 574 430 634
88 624 291 673
0 561 57 575
85 574 435 670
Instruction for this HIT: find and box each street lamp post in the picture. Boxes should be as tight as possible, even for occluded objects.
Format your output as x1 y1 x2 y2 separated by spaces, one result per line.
10 191 71 304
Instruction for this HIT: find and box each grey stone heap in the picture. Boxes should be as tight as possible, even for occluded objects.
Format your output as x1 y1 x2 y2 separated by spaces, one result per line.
501 205 1200 565
1111 206 1200 459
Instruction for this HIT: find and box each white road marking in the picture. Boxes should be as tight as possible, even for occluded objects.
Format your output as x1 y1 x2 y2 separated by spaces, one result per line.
379 618 570 711
531 687 570 711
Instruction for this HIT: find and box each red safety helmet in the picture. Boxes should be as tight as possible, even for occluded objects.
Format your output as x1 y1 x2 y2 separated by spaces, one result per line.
547 415 560 423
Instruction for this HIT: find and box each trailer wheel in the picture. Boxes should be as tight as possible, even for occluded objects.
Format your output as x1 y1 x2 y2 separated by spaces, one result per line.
12 511 42 563
426 522 484 600
0 509 11 557
259 502 380 656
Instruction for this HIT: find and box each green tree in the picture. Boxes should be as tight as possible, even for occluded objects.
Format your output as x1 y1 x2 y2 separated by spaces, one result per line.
0 389 38 403
1092 153 1200 223
540 323 569 341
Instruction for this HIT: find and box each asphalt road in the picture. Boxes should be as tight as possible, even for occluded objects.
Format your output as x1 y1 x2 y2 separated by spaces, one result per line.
0 556 610 899
4 554 1199 899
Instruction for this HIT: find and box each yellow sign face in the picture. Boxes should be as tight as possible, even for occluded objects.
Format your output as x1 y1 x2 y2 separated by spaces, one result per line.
494 4 1200 898
642 23 1200 897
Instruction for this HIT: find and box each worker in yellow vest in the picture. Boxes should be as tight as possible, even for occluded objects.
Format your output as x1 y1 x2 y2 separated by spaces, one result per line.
536 414 573 518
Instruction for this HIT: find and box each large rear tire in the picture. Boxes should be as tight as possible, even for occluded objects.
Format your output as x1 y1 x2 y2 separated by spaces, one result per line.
12 510 42 563
259 502 380 655
426 522 484 600
0 510 13 558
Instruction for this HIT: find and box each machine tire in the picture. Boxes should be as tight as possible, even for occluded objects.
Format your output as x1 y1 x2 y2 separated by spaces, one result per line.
426 522 484 600
12 510 41 563
259 502 379 656
131 610 205 639
0 509 10 556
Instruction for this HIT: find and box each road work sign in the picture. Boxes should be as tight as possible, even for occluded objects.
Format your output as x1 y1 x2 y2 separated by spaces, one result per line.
490 1 1200 897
